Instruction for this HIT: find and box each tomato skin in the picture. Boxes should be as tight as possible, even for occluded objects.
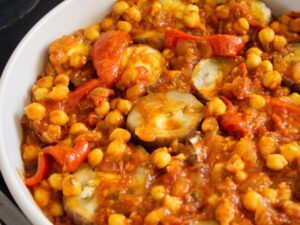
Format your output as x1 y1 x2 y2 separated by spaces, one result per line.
164 28 245 57
164 28 201 48
207 35 245 57
220 112 248 137
91 31 131 87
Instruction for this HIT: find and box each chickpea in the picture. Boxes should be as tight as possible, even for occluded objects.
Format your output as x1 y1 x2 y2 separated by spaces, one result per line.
163 195 182 212
242 190 262 211
183 12 201 28
266 154 288 171
144 208 168 224
185 4 199 13
46 124 62 141
108 214 127 225
216 5 229 19
215 198 235 225
116 99 132 115
124 6 142 23
151 185 167 201
62 175 81 196
49 201 64 217
288 93 300 106
117 21 132 32
95 101 110 118
54 74 70 86
233 17 249 35
291 18 300 33
279 142 300 163
22 145 41 162
49 110 69 126
273 35 287 51
48 173 63 190
70 54 87 68
246 53 262 70
235 170 248 183
207 97 227 116
48 86 69 101
247 47 263 56
249 94 266 110
84 24 101 41
292 62 300 82
261 188 278 204
104 110 124 127
270 21 281 33
33 88 49 101
37 76 53 89
258 27 275 46
88 148 104 167
109 128 131 142
262 70 282 90
260 60 273 72
25 103 46 120
106 139 127 156
211 163 225 182
34 186 51 207
101 17 114 31
258 136 277 157
207 194 220 206
70 123 88 135
152 151 171 169
201 117 219 133
226 154 245 173
278 182 292 201
113 1 129 15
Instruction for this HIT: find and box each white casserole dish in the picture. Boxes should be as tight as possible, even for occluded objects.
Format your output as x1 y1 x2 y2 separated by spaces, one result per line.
0 0 299 224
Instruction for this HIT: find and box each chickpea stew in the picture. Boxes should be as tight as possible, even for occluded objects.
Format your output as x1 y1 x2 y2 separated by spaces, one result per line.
21 0 300 225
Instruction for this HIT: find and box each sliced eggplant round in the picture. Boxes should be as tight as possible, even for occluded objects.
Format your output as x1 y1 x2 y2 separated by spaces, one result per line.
251 0 271 26
191 58 235 101
63 164 99 225
126 90 204 148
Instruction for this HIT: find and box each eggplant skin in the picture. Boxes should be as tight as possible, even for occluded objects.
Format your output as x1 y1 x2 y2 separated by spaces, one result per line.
282 76 300 93
126 90 204 148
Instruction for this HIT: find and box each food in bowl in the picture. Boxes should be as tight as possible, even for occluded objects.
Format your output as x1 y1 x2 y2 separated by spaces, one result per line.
20 0 300 224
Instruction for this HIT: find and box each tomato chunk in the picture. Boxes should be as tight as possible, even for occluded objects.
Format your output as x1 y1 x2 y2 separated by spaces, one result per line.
91 30 131 87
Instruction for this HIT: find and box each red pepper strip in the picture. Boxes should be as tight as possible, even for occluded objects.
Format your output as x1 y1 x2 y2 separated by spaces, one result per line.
269 98 300 115
164 28 245 57
91 30 131 87
43 145 71 167
220 112 248 138
25 152 50 186
164 28 201 48
64 79 103 113
65 140 91 172
206 35 245 57
24 141 90 186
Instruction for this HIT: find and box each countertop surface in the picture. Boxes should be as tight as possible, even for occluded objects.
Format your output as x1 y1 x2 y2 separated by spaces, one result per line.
0 0 63 206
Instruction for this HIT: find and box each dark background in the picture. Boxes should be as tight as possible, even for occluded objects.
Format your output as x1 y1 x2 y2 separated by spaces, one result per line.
0 0 63 203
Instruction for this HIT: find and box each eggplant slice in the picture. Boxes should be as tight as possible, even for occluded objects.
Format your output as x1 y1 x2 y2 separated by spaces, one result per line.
64 165 99 225
283 43 300 92
191 58 235 101
251 0 271 26
126 90 204 148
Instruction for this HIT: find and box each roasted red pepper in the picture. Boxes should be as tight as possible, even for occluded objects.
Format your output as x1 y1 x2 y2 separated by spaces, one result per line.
206 35 245 57
164 28 201 48
220 112 248 137
24 140 90 186
164 28 245 57
24 152 50 186
64 79 103 113
91 30 131 87
65 140 90 172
